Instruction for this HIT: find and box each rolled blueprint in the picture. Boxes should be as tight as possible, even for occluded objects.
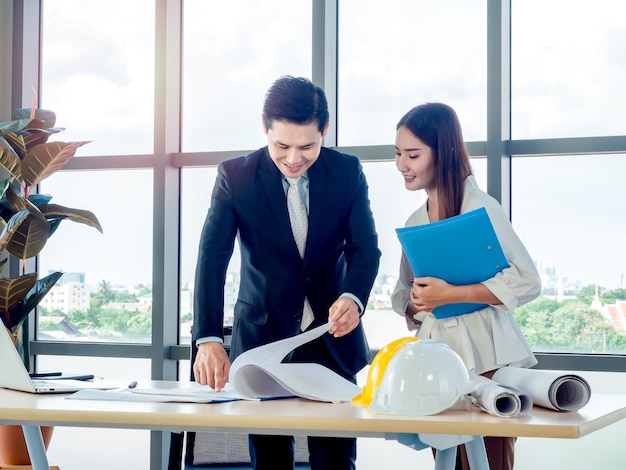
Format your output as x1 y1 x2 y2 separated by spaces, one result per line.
468 372 532 417
492 367 591 412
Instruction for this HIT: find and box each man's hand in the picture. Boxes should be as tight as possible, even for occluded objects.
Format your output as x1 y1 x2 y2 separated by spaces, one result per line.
328 296 360 337
193 342 231 391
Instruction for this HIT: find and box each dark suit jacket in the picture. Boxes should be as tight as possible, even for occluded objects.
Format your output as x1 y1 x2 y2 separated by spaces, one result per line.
192 146 380 377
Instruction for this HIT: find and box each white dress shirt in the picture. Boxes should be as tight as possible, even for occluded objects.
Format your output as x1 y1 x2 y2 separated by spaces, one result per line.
391 175 541 374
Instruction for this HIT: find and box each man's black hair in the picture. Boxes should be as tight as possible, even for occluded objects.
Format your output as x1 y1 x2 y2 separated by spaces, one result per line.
262 76 329 133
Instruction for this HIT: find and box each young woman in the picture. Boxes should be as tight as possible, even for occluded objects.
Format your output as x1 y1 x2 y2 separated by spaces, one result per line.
390 102 541 470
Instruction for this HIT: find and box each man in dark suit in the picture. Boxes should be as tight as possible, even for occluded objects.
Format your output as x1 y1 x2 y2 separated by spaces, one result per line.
192 76 380 470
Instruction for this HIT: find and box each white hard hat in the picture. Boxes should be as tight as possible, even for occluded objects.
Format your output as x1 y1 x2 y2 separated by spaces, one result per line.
352 336 419 407
369 339 474 416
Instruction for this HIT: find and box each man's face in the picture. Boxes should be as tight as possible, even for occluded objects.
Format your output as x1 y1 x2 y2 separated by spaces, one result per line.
264 120 328 178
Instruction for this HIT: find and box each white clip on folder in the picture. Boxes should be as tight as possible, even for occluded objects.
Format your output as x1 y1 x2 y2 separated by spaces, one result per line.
396 207 509 319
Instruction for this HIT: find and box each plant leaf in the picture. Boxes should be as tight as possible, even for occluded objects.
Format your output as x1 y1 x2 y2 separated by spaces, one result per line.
47 217 63 238
0 204 12 222
21 128 58 152
10 271 64 330
12 108 57 128
40 203 103 233
0 131 24 179
0 273 38 314
5 188 49 259
10 109 38 121
6 213 49 259
0 209 30 255
21 141 90 187
28 193 54 208
0 118 32 132
0 180 25 218
0 129 27 159
2 112 61 152
5 184 35 212
0 177 11 200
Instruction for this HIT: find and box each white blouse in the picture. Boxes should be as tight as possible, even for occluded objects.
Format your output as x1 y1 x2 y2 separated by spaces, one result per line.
390 175 541 374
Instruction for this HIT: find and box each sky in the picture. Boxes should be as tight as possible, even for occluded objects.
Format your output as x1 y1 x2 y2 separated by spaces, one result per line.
35 0 626 291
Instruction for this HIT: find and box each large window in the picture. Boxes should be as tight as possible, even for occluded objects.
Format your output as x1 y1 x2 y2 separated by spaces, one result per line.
180 167 241 345
510 0 626 354
29 0 626 356
511 0 626 139
41 0 155 155
37 170 154 343
512 154 626 353
338 0 487 144
181 0 312 152
7 1 625 469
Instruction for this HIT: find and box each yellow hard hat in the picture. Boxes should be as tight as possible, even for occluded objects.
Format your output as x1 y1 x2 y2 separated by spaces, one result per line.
351 336 419 406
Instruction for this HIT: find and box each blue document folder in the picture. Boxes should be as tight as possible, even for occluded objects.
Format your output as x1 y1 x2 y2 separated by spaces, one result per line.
395 207 509 319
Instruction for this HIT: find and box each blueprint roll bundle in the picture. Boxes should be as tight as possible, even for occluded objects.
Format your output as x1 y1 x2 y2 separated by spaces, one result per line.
468 372 533 418
492 367 591 412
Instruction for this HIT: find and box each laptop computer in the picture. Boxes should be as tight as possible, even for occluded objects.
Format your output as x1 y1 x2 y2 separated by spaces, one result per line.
0 326 117 394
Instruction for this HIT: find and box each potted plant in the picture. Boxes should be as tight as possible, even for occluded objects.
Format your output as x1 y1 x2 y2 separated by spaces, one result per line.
0 107 102 465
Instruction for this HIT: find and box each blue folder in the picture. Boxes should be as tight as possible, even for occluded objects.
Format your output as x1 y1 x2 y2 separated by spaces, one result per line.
395 207 509 319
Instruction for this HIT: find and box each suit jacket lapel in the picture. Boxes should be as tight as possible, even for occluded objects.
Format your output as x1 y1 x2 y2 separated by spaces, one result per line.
258 150 303 259
305 153 328 264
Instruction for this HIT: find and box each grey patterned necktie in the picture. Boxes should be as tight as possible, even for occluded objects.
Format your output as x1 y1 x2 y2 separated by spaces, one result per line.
286 177 308 256
286 177 314 330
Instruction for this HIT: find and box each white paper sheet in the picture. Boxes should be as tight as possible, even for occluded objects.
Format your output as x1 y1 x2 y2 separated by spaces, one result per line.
492 367 591 411
129 382 245 400
468 372 532 418
68 383 244 403
68 323 360 404
229 323 335 375
229 322 361 403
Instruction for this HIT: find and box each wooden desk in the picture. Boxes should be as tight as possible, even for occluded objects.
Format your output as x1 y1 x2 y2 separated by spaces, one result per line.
1 385 625 469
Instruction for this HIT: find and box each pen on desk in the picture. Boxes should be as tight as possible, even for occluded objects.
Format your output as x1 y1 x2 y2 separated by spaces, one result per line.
128 380 138 389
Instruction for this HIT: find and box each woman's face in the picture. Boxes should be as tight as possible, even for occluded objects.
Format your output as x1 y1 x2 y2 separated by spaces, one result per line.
394 126 436 192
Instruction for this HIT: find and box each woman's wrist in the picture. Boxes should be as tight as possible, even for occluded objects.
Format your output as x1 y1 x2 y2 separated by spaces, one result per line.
405 301 422 326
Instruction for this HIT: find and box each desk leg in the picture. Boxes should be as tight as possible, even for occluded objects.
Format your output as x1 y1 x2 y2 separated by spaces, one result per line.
433 438 489 470
434 447 457 470
22 425 51 470
464 437 489 470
